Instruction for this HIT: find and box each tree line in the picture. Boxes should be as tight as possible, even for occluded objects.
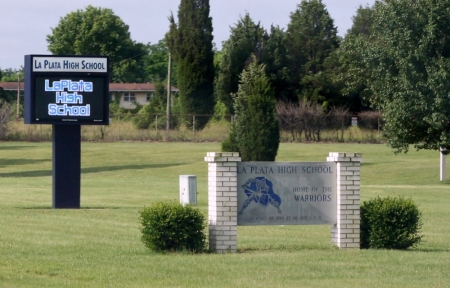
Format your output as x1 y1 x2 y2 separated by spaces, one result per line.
2 0 450 154
1 1 369 113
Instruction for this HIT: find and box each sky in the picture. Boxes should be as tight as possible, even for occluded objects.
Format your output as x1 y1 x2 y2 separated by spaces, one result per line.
0 0 375 70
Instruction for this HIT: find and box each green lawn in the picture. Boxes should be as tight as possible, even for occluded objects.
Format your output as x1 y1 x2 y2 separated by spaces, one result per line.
1 142 449 287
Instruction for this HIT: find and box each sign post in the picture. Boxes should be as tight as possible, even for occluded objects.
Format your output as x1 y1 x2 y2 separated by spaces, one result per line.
24 55 109 208
52 125 81 208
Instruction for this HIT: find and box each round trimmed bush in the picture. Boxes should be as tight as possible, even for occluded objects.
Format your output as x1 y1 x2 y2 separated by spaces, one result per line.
139 201 206 252
360 196 423 249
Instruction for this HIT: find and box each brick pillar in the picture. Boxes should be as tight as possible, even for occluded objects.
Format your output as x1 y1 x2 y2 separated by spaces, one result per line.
327 152 362 249
204 152 241 253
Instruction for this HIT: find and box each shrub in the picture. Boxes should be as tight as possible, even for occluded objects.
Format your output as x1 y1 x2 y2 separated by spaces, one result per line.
360 196 423 249
221 130 239 153
358 111 382 130
132 100 163 130
212 100 229 122
139 201 206 252
0 99 13 140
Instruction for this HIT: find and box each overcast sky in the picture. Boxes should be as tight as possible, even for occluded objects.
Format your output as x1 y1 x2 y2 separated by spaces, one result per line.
0 0 375 70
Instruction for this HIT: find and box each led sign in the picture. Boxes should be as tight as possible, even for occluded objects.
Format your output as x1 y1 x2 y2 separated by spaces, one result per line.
24 55 109 125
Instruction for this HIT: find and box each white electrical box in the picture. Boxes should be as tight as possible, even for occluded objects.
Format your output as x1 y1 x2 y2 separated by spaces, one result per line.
179 175 197 206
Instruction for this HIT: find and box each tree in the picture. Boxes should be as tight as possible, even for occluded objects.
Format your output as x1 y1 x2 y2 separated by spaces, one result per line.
0 70 4 103
340 0 450 153
284 0 340 105
222 56 280 161
215 14 267 113
334 4 376 112
0 68 24 82
143 39 178 86
47 5 147 83
166 0 215 129
133 82 167 129
0 68 24 103
144 41 168 83
347 4 375 37
260 25 291 102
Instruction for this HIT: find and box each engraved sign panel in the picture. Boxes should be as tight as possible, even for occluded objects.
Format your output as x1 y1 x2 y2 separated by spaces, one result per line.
237 162 336 226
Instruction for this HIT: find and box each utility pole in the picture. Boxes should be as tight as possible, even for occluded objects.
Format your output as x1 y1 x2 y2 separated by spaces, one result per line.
165 52 172 141
16 73 20 120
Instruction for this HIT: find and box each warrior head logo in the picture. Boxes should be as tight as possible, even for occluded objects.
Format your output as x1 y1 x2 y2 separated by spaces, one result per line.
238 177 282 215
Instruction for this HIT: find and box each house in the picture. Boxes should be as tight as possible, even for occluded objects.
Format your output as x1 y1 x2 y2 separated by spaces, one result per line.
109 83 178 109
0 82 178 110
0 82 23 91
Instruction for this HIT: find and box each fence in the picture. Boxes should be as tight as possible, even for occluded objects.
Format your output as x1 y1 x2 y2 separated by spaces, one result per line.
2 113 383 143
276 104 383 142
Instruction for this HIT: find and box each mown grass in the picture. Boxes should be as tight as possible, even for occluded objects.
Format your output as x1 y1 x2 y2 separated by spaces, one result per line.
0 142 449 287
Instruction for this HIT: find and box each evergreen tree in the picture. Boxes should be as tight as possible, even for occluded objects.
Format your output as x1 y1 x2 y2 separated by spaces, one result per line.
222 56 280 161
215 14 267 114
284 0 340 105
167 0 215 129
261 25 291 102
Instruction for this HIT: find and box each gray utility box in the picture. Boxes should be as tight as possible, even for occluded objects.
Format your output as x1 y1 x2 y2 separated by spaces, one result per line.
179 175 197 206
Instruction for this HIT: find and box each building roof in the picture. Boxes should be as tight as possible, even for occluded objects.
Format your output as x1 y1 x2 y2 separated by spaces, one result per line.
0 82 24 90
0 82 178 92
109 83 178 92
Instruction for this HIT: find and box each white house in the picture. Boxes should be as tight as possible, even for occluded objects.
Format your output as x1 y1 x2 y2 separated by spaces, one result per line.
109 83 178 109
